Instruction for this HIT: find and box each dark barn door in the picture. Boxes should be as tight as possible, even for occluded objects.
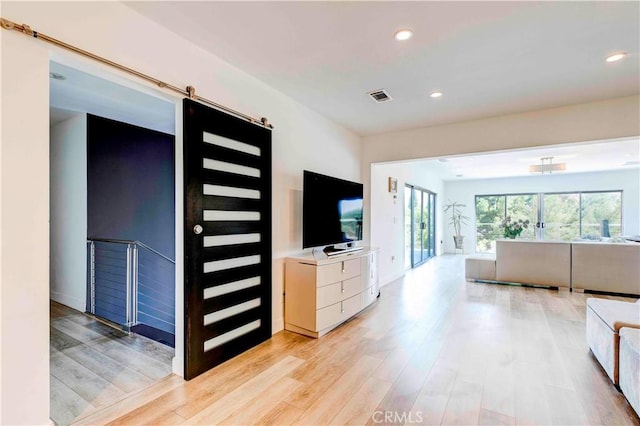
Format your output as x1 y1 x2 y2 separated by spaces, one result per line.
183 99 272 380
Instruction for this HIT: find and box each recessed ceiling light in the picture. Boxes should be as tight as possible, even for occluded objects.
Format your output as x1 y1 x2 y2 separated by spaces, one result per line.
394 29 413 41
49 72 66 80
605 52 627 63
430 91 443 98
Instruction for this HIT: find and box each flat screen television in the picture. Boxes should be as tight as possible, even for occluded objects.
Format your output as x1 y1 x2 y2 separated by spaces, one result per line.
303 170 363 252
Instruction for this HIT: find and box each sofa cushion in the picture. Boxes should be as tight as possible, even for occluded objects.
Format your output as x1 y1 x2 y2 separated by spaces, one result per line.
586 298 640 332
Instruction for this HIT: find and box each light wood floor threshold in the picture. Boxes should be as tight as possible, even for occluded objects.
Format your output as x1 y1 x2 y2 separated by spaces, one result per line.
50 301 174 425
71 374 184 426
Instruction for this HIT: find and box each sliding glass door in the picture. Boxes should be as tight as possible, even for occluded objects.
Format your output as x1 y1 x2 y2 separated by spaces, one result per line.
405 184 436 268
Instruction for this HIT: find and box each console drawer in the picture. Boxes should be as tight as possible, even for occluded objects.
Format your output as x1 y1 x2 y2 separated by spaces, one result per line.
316 258 361 287
316 276 361 309
316 294 361 331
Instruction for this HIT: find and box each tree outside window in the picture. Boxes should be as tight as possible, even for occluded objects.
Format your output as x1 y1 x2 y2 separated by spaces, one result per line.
475 191 622 253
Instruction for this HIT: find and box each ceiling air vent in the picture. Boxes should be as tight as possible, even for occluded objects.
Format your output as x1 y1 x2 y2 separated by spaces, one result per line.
367 89 392 103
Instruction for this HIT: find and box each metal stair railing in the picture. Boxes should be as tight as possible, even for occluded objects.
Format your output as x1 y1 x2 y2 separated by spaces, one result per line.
87 238 175 333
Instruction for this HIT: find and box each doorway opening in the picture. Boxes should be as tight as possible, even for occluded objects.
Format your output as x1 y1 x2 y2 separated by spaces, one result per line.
49 60 177 424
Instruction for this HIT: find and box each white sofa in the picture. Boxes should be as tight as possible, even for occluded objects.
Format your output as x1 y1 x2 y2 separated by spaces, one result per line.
495 240 571 290
464 256 496 281
586 298 640 417
586 298 640 384
465 239 640 296
572 241 640 295
620 327 640 417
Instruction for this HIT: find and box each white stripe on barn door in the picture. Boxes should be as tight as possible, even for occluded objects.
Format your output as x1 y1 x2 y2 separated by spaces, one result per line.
202 131 261 156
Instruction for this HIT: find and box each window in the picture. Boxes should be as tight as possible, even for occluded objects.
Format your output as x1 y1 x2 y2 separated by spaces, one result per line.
475 191 622 252
542 193 580 241
475 193 537 252
476 195 505 253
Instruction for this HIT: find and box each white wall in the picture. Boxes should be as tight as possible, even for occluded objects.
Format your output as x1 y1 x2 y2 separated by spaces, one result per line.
442 168 640 254
370 162 445 286
361 97 640 252
1 3 361 423
2 3 640 424
50 114 87 311
271 101 361 332
363 96 640 165
0 30 51 426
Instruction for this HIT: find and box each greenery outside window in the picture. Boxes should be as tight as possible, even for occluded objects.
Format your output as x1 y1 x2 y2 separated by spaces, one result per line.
581 192 623 239
405 185 436 268
475 191 622 253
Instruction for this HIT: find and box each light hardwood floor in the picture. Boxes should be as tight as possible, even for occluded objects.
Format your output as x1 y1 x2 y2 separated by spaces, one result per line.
73 255 640 425
50 301 174 426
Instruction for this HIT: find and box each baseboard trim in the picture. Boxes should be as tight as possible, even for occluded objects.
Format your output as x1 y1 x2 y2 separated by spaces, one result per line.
272 317 284 334
380 270 406 288
50 291 85 312
172 356 184 378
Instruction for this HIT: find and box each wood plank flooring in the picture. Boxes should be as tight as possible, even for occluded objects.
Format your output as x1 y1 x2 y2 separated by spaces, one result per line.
72 255 640 425
50 301 173 426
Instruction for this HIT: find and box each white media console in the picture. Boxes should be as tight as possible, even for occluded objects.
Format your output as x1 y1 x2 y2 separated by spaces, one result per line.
284 247 379 338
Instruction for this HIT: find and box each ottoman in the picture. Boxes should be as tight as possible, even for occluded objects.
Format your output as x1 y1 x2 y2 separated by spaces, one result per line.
465 256 496 281
586 298 640 384
619 327 640 417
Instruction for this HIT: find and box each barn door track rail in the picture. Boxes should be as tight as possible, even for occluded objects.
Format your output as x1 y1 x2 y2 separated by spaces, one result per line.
0 17 273 129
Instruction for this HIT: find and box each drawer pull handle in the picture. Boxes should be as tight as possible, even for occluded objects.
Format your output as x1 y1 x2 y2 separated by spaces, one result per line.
341 261 345 273
341 282 345 293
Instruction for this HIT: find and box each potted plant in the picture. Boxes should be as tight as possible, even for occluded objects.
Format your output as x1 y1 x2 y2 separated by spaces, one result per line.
443 200 469 250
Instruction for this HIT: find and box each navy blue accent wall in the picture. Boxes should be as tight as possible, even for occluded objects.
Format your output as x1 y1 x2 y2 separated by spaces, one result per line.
87 114 175 259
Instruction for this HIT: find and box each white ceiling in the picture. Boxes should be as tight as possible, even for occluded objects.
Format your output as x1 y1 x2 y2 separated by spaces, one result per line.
49 62 175 135
125 1 639 136
48 3 639 182
413 138 640 181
